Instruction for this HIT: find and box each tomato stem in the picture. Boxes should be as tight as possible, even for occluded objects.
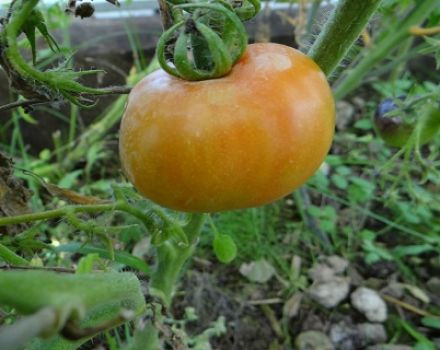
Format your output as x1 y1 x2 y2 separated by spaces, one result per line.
149 213 207 307
308 0 382 77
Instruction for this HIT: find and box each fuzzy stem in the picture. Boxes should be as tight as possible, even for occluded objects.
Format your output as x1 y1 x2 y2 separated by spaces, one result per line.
150 213 207 307
333 0 438 100
308 0 382 77
0 271 145 350
0 201 155 231
0 204 114 226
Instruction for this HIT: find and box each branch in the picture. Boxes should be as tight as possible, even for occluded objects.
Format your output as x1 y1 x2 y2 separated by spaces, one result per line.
0 86 132 113
0 265 74 273
0 98 44 113
308 0 382 77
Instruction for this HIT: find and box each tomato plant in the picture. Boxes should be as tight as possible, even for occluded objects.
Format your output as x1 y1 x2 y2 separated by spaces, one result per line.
119 43 335 212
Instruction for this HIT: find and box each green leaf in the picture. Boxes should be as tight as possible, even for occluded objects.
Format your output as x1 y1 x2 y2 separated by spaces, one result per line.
393 244 434 257
55 244 151 275
336 166 351 176
413 341 436 350
0 243 29 266
58 170 82 188
76 253 100 274
331 174 348 189
213 234 237 263
18 107 38 124
354 119 372 130
421 316 440 330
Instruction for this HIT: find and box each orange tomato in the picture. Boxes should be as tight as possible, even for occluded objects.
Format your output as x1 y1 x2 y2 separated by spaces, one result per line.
119 43 335 212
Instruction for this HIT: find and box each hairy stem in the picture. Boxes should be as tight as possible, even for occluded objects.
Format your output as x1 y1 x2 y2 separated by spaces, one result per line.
308 0 382 77
150 213 207 307
0 200 156 232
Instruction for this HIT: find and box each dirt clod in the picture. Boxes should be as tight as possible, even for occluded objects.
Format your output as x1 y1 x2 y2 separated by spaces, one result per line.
351 287 387 322
0 152 32 236
295 330 334 350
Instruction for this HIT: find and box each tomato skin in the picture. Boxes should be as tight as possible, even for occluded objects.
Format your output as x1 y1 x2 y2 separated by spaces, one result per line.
119 43 335 212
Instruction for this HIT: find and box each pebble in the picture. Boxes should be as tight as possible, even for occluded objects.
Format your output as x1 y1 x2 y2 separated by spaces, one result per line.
295 330 334 350
366 345 412 350
380 282 404 299
324 255 349 274
351 287 388 322
329 322 387 350
308 277 350 308
329 323 361 350
309 255 349 282
427 277 440 297
336 101 355 130
357 323 387 344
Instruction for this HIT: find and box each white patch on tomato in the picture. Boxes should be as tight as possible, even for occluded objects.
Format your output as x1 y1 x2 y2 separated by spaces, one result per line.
255 53 292 72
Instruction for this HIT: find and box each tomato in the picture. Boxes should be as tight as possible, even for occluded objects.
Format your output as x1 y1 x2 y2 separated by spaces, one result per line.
375 97 440 148
119 43 335 212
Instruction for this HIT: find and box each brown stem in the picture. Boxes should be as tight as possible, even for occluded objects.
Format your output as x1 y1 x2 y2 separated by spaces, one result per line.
0 98 46 112
158 0 175 30
0 265 75 273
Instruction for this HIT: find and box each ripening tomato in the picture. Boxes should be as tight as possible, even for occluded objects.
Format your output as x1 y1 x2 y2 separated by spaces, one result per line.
119 43 335 212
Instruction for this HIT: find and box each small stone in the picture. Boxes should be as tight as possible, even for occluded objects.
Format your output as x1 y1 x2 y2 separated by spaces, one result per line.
329 322 387 349
309 263 336 282
347 266 364 287
427 277 440 297
309 255 349 282
301 313 325 333
324 255 349 274
239 259 276 283
357 323 387 345
308 277 350 308
380 282 404 299
295 330 334 350
352 97 366 109
329 322 362 350
351 287 387 322
336 101 355 130
366 345 412 350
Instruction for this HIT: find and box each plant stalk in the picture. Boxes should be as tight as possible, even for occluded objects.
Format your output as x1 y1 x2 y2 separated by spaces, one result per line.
308 0 382 77
149 213 207 307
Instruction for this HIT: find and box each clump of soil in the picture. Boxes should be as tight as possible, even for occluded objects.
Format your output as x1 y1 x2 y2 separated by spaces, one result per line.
0 152 31 236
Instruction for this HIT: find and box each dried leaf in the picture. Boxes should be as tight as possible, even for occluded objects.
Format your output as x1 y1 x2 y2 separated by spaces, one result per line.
20 168 108 205
402 284 431 304
44 182 110 205
283 293 303 319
